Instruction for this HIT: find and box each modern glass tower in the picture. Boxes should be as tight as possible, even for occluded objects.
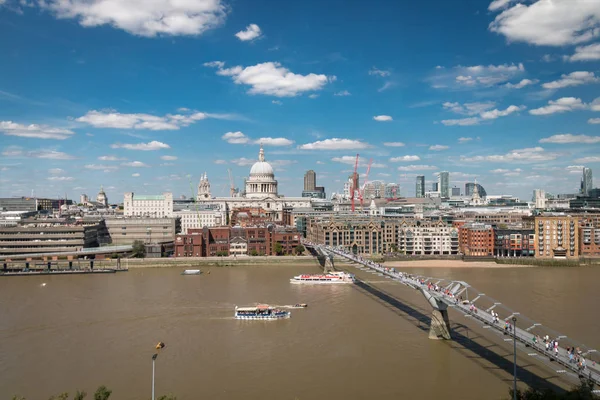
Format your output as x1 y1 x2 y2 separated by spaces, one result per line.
416 175 425 198
439 171 449 198
581 167 593 196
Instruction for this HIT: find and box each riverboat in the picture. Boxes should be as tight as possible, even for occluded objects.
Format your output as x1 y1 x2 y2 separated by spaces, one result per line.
290 271 355 284
182 269 201 275
234 305 290 320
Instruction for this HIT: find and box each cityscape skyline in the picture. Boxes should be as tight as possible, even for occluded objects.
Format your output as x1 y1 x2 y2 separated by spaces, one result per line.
1 0 600 200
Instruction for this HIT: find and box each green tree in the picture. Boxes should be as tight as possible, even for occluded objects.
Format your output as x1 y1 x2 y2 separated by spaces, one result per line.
132 240 146 258
94 386 112 400
74 391 87 400
249 249 258 256
294 244 305 255
389 244 399 253
48 394 69 400
274 242 284 256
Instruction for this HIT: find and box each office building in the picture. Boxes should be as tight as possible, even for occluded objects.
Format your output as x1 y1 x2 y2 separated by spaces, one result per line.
104 216 180 246
451 187 461 197
534 189 546 209
415 176 425 198
304 170 316 191
581 167 593 196
534 215 578 259
438 171 449 198
458 223 494 257
465 182 487 198
432 182 438 192
124 192 174 217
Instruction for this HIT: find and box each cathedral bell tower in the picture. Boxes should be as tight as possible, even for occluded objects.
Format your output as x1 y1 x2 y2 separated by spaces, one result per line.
197 172 211 200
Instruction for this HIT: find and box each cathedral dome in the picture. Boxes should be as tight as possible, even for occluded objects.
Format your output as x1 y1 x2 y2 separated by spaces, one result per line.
245 145 278 198
249 146 274 177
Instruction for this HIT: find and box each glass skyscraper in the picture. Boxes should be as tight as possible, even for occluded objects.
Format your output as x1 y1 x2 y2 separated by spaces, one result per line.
415 175 425 198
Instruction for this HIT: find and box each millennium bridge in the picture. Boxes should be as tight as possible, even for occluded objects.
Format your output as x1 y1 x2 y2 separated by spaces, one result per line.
303 241 600 388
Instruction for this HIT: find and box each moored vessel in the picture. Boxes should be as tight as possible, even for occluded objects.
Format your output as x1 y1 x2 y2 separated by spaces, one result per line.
182 269 201 275
234 304 290 320
290 271 355 284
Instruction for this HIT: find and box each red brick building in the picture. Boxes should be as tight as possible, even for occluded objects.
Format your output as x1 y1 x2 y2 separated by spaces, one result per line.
458 223 494 257
579 214 600 258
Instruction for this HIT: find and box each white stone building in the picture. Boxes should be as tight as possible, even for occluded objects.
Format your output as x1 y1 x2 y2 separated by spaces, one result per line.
124 192 174 217
174 208 226 233
96 186 108 207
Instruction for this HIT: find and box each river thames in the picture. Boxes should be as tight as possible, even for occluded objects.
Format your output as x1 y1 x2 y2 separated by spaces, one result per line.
1 264 598 400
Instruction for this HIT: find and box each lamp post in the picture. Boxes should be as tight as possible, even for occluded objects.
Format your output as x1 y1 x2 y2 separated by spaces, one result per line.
151 353 158 400
512 316 517 400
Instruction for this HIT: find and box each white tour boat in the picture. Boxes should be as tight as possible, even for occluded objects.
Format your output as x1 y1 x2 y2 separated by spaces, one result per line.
235 304 291 320
290 271 355 284
182 269 201 275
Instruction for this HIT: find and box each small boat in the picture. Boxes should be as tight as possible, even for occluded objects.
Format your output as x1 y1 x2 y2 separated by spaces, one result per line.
290 271 355 284
292 303 308 308
182 269 201 275
235 304 290 320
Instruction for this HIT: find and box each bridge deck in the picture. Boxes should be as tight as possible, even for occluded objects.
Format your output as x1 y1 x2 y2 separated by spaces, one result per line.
304 242 600 387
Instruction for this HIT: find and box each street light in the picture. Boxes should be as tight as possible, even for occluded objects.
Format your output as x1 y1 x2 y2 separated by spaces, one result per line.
512 316 517 400
151 353 158 400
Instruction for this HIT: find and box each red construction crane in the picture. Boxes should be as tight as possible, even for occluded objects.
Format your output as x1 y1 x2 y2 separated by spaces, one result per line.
350 153 359 212
359 158 373 210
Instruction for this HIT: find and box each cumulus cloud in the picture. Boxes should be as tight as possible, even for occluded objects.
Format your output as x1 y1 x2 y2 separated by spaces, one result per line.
575 156 600 163
84 164 118 171
76 109 234 130
488 0 517 11
272 100 282 105
443 101 495 115
214 159 227 164
49 168 64 174
160 155 178 161
390 155 420 162
589 118 600 124
256 137 294 146
429 145 449 151
298 138 371 150
539 134 600 144
397 165 438 171
111 141 170 151
48 176 74 181
542 71 599 89
222 131 249 144
373 115 393 122
334 90 351 96
0 121 75 140
440 117 480 126
567 43 600 62
529 97 588 115
460 147 559 163
384 142 405 147
332 156 385 168
441 102 525 125
235 24 262 41
431 63 525 89
480 105 526 119
205 61 334 97
1 147 76 160
98 155 126 161
368 67 391 77
504 78 538 89
39 0 227 37
489 0 600 46
121 161 150 168
458 137 473 143
132 173 140 177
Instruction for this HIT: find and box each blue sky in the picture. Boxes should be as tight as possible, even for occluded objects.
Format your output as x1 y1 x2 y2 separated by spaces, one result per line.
1 0 599 202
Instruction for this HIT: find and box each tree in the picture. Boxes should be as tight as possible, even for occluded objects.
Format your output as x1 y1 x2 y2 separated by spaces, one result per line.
74 391 87 400
48 394 69 400
249 249 258 256
94 386 111 400
274 242 284 256
389 244 399 253
132 240 146 258
294 244 305 255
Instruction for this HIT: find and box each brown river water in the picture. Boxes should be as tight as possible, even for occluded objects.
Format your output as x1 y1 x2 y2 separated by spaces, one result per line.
0 263 599 400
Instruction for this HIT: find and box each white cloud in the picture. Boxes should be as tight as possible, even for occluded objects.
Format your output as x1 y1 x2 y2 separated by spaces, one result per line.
458 137 473 143
231 157 255 166
441 117 480 126
384 142 405 147
272 100 282 105
575 156 600 163
489 0 600 46
480 105 526 119
40 0 226 37
84 164 118 171
256 137 294 146
0 121 75 140
390 155 420 162
334 90 351 96
205 61 334 97
214 159 227 164
49 168 64 175
98 155 126 161
593 97 600 111
132 173 140 177
397 165 438 171
316 161 325 164
298 138 371 150
368 67 391 77
529 97 587 115
160 155 178 160
121 161 150 168
222 131 250 144
429 145 449 151
567 43 600 62
504 78 538 89
1 147 76 160
111 141 170 151
373 115 393 122
460 147 559 163
443 101 496 116
308 94 319 99
48 176 74 181
488 0 517 11
542 71 599 89
539 134 600 144
432 63 525 89
378 82 394 92
491 168 509 173
589 118 600 124
332 156 385 168
235 24 262 41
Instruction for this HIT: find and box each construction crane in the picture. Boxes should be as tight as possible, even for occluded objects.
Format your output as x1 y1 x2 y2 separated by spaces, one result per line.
359 158 373 211
227 168 236 197
350 154 359 212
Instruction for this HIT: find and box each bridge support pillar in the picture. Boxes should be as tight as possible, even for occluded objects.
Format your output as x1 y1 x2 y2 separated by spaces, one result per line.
421 289 451 340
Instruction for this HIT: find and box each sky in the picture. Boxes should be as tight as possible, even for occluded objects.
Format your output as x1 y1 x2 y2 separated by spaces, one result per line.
1 0 600 202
